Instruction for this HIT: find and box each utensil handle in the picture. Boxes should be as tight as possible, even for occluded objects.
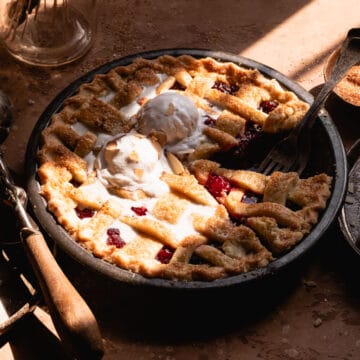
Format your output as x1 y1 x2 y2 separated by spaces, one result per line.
20 227 104 359
295 29 360 135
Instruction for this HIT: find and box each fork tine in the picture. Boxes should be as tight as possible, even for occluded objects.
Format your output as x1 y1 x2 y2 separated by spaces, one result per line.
254 29 359 178
257 155 292 175
256 158 270 173
272 163 288 173
262 161 278 176
290 161 306 176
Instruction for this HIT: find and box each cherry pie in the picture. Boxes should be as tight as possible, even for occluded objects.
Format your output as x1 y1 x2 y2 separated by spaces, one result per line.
37 54 332 281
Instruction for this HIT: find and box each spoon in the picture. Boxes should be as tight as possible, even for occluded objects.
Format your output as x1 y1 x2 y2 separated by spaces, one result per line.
0 90 104 359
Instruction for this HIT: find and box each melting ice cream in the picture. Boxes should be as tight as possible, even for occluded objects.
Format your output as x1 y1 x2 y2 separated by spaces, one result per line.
136 92 199 145
96 132 171 197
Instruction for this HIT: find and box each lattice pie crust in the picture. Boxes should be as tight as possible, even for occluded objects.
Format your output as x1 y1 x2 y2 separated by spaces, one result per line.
37 55 332 281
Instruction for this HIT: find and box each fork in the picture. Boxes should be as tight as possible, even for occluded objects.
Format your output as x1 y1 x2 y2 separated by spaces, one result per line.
255 28 360 176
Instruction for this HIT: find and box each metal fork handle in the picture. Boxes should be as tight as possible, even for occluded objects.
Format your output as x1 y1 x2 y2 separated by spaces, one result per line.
294 29 360 136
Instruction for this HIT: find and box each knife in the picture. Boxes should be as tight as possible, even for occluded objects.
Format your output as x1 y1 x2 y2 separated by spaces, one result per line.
0 153 104 359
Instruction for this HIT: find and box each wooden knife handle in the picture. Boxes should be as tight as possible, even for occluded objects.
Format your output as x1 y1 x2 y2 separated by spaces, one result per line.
21 227 104 359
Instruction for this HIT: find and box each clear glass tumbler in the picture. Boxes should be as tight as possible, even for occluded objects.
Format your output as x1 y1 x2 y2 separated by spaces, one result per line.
0 0 97 67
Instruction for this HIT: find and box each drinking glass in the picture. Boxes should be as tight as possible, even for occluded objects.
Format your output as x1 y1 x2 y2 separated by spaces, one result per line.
0 0 97 67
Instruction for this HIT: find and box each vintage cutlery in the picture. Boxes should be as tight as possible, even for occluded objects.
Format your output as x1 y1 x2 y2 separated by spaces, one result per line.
256 28 360 175
0 90 104 359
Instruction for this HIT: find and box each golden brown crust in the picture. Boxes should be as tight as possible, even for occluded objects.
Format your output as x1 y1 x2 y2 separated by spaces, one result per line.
161 172 218 206
190 161 332 254
246 217 304 254
189 159 267 194
263 100 309 133
205 89 268 126
36 54 330 281
263 171 299 205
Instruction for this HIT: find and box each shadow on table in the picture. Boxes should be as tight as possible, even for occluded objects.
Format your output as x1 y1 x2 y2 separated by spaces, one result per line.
1 222 358 357
0 203 71 359
59 244 309 344
310 84 360 150
0 314 72 360
3 220 359 358
68 222 359 346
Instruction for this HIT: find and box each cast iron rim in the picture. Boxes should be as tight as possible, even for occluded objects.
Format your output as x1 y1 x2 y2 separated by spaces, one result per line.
339 139 360 256
25 48 348 290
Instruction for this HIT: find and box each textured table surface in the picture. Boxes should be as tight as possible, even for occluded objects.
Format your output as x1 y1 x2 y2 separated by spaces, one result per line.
0 1 360 359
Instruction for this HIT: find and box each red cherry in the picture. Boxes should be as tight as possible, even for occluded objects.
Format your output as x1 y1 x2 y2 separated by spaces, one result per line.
156 247 173 264
212 81 239 95
131 206 148 216
204 115 216 126
260 100 279 113
205 173 231 198
75 207 95 219
106 228 126 248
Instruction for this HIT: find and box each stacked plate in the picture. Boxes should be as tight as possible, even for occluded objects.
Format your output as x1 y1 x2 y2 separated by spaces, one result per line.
339 139 360 256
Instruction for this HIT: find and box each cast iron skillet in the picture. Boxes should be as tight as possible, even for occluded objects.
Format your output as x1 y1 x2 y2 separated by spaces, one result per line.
25 49 348 291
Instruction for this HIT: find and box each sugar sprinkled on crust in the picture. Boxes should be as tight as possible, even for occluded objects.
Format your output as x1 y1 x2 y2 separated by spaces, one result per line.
36 54 331 281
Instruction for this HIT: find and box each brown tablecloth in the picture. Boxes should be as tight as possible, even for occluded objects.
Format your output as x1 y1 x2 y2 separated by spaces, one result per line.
0 1 359 358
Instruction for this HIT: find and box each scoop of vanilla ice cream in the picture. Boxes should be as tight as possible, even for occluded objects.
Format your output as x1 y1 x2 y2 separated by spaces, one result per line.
96 132 171 196
136 92 199 145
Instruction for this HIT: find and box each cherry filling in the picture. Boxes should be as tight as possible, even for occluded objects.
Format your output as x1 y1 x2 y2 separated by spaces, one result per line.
212 80 239 95
106 228 126 248
259 100 279 113
156 246 173 264
236 123 263 153
212 122 264 169
205 173 232 198
75 207 95 219
241 192 262 204
131 206 148 216
204 115 216 126
170 81 186 91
